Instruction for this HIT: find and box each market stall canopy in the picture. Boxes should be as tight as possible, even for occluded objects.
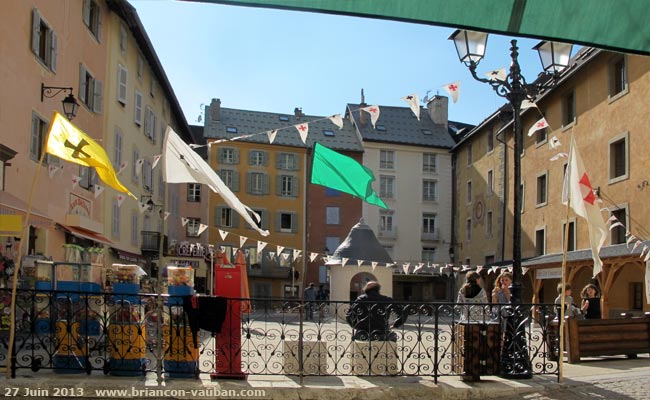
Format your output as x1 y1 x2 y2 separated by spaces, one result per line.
188 0 650 55
58 224 113 246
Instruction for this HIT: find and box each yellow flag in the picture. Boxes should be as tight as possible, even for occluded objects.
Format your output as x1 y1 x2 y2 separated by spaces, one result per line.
45 112 135 199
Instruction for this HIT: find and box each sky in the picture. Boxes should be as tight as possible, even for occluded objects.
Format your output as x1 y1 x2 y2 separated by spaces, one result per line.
131 0 562 127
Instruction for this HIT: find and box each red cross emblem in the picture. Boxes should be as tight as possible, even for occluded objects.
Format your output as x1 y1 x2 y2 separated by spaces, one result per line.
298 124 307 132
368 107 378 113
448 84 458 91
537 121 546 128
579 173 596 205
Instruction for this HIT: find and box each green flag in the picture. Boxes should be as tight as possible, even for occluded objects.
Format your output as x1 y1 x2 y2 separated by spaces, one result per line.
311 143 387 209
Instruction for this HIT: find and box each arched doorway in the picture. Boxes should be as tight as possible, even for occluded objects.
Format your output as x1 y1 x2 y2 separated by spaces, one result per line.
349 272 377 301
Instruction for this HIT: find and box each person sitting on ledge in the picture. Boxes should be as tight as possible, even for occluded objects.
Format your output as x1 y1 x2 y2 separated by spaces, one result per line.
346 281 406 342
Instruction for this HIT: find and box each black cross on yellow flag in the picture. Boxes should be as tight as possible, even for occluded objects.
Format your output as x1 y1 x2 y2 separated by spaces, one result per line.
45 112 135 199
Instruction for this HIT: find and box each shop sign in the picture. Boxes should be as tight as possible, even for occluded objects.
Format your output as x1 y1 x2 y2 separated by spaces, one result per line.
169 259 200 269
69 193 91 218
173 242 214 258
537 267 562 279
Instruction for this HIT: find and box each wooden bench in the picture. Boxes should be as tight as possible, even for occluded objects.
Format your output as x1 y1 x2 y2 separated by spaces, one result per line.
565 313 650 364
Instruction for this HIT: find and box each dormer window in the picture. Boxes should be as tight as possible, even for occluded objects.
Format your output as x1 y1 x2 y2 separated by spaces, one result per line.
279 115 289 122
323 130 334 137
226 126 237 133
376 125 386 131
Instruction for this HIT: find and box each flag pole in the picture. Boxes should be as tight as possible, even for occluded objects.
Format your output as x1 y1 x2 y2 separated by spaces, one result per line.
6 146 48 378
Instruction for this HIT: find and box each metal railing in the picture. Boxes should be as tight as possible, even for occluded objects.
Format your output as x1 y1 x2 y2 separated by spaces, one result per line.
0 288 559 380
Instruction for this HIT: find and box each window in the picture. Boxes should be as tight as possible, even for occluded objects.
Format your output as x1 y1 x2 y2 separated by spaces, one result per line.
218 207 232 227
277 212 297 233
466 181 472 203
117 64 127 105
31 9 57 71
248 172 267 195
144 106 156 142
79 64 103 113
487 170 494 195
611 207 627 245
142 159 152 193
249 150 266 166
132 149 139 182
277 153 297 170
187 183 201 202
467 143 473 165
119 23 127 54
29 113 52 164
422 248 436 263
246 209 268 230
562 90 576 127
82 0 102 41
326 207 340 225
186 218 201 237
536 172 548 206
487 130 494 152
113 128 122 169
423 153 437 173
219 148 238 164
466 218 472 242
226 126 237 133
609 133 628 182
111 200 120 237
423 179 437 202
323 130 334 137
376 125 386 131
134 91 143 125
421 129 432 135
563 220 576 252
137 54 144 79
325 237 340 255
380 176 394 199
79 166 97 190
380 210 394 232
278 175 298 197
609 56 628 98
380 150 394 169
284 285 299 298
535 228 546 256
131 212 138 246
486 211 493 238
279 115 289 121
423 213 437 236
220 169 240 191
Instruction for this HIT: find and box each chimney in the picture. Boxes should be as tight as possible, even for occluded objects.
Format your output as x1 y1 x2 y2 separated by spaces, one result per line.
427 95 448 129
294 107 303 119
359 88 367 126
209 98 221 121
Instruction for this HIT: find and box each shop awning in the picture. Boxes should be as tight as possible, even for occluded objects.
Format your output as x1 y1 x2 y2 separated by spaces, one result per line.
0 191 54 229
112 247 147 264
58 224 113 246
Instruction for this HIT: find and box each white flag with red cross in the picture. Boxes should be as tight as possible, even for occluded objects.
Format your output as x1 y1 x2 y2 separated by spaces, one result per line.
361 105 381 128
442 81 461 103
528 117 549 136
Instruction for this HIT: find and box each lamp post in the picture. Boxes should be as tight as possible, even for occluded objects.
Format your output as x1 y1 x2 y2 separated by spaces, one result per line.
450 30 572 378
41 84 80 120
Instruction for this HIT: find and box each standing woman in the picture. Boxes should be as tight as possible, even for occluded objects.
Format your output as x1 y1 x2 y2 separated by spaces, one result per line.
457 271 488 321
492 271 512 304
580 283 601 319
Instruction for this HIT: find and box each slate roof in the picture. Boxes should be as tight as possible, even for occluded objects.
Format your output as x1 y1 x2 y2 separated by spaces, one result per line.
346 103 468 149
204 107 363 152
521 241 650 267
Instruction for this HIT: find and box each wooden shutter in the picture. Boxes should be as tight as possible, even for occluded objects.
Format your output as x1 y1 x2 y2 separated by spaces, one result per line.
31 9 41 55
246 172 252 194
83 0 91 27
275 175 282 196
232 171 240 192
231 211 239 228
232 148 240 164
214 206 222 227
93 79 103 113
96 5 102 42
274 212 281 232
260 210 269 230
262 174 270 195
291 212 298 233
50 31 57 72
79 64 87 104
291 176 299 197
30 113 39 161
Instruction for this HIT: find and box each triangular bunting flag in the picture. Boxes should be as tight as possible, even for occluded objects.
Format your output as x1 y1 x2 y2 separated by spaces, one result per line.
521 99 537 110
277 245 285 255
281 253 289 261
138 202 148 214
645 251 650 263
295 123 309 144
522 267 529 275
163 211 170 220
414 263 424 273
401 93 420 120
218 229 228 240
485 68 507 81
181 217 189 227
550 153 568 161
118 160 128 175
357 259 363 267
269 251 275 259
640 245 648 258
257 241 267 253
402 263 410 275
371 261 378 271
328 114 343 129
527 117 549 137
93 184 104 199
48 165 59 178
197 223 208 236
443 81 461 103
72 175 81 189
152 154 162 170
342 257 349 267
116 194 125 207
361 105 381 128
293 249 302 261
267 129 277 144
549 136 561 149
309 252 318 262
240 235 248 248
135 158 145 177
632 240 642 252
609 222 624 230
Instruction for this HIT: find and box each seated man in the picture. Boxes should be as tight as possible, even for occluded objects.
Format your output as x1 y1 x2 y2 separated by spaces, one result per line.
346 281 406 342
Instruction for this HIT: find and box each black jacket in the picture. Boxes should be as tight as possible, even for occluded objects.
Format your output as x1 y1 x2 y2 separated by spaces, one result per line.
346 290 406 341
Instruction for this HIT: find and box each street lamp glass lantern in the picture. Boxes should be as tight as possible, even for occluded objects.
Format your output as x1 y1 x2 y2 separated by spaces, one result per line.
534 41 573 74
449 29 488 65
61 93 80 120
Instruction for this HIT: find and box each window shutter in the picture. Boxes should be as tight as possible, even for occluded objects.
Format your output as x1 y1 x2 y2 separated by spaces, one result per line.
263 174 270 194
232 212 239 228
118 65 127 104
274 212 281 232
218 148 224 163
214 206 222 227
291 212 298 233
50 31 58 72
292 154 300 170
83 0 91 27
262 151 268 166
248 151 254 165
261 210 269 230
30 114 39 161
275 175 282 196
246 172 252 194
276 154 283 169
233 148 240 164
31 9 41 55
79 64 87 104
93 79 103 113
292 176 299 197
232 171 240 192
96 7 102 42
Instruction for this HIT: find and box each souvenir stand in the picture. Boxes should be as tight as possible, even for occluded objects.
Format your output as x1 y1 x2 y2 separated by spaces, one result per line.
163 266 198 378
107 264 147 376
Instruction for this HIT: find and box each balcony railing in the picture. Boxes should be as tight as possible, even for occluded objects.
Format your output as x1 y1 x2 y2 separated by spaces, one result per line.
141 231 167 254
421 228 440 241
377 227 397 239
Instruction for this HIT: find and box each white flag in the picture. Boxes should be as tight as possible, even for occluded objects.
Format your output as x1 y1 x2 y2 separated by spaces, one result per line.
442 81 461 103
163 127 269 236
563 136 608 277
118 160 128 175
269 251 275 259
342 257 349 267
371 261 378 271
277 245 285 255
163 211 171 220
309 252 318 262
295 123 309 144
401 93 420 120
93 185 104 199
267 129 277 144
135 158 145 177
117 194 125 207
549 136 561 149
138 202 148 214
414 263 424 273
257 241 267 253
528 117 549 137
218 229 228 240
152 154 162 170
402 263 410 275
328 114 343 129
197 223 208 236
361 105 381 128
71 175 81 189
521 99 538 110
181 217 189 227
48 165 59 178
239 235 247 248
485 68 507 81
281 253 289 261
357 259 363 267
550 152 568 161
293 249 301 261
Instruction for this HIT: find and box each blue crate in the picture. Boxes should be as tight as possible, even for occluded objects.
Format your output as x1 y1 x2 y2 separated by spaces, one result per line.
164 360 197 379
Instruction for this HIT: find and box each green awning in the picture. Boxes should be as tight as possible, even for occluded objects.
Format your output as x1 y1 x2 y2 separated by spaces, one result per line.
187 0 650 55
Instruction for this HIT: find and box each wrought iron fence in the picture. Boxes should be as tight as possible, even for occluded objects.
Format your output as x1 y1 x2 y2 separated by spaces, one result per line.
0 288 559 381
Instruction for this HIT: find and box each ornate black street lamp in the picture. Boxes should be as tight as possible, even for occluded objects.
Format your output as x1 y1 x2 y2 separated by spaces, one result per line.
450 30 572 378
41 84 80 120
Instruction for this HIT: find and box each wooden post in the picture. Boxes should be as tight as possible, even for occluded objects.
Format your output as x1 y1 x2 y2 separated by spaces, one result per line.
565 316 580 364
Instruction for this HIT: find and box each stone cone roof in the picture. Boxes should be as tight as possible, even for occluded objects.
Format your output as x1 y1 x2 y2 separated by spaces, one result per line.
326 219 393 265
